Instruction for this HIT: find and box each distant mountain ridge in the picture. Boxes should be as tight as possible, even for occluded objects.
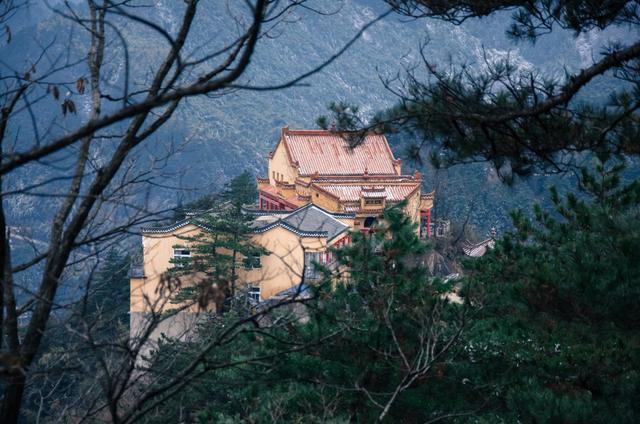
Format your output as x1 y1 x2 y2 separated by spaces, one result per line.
2 0 630 242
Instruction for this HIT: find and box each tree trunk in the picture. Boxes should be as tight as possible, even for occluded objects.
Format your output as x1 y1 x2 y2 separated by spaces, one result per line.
0 372 26 424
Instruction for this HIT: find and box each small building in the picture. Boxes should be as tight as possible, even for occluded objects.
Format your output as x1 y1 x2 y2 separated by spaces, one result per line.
130 204 353 316
461 228 497 258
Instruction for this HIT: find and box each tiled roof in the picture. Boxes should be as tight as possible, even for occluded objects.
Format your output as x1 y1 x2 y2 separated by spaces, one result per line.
314 182 420 202
141 219 213 234
242 204 352 240
362 187 386 198
281 204 349 241
343 204 361 212
281 128 398 176
252 220 331 238
142 205 349 241
462 238 495 257
311 175 416 183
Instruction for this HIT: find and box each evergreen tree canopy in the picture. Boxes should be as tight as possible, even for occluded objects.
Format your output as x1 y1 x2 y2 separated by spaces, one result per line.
147 203 470 423
454 157 640 422
319 1 640 179
169 171 265 309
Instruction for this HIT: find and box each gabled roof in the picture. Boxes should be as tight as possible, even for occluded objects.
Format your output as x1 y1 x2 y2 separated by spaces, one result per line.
279 127 399 176
140 219 212 234
280 203 350 241
249 204 350 241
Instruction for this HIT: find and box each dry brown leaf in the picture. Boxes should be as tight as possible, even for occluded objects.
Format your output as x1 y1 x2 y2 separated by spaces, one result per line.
76 77 86 94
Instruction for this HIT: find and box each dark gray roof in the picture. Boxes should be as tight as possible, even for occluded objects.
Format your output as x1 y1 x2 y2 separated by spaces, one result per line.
140 219 212 234
142 204 350 241
249 204 349 240
281 204 349 241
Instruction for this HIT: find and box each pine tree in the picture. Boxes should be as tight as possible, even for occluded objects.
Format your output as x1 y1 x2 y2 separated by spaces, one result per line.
169 171 265 310
81 248 131 333
145 203 470 423
456 156 640 422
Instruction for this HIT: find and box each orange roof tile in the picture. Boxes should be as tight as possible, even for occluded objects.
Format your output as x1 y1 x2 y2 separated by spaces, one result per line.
281 128 398 176
313 183 420 202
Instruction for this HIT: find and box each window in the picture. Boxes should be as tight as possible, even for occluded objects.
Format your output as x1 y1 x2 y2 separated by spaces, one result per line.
363 217 377 228
248 286 261 302
173 248 191 257
172 247 191 268
304 252 321 280
243 255 262 269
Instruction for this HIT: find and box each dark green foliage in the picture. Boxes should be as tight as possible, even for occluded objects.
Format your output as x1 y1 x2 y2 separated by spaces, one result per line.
385 1 639 38
173 171 258 222
80 248 131 334
169 171 265 309
313 2 640 416
173 194 218 221
148 161 640 423
318 2 640 180
456 158 640 422
146 203 468 423
220 170 258 207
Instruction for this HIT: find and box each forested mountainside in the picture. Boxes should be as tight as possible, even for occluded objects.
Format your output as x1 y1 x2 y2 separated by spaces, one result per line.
2 0 630 243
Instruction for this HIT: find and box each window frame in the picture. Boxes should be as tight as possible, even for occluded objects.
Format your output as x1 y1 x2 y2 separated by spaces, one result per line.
243 254 262 269
172 247 191 268
304 251 322 280
248 286 261 302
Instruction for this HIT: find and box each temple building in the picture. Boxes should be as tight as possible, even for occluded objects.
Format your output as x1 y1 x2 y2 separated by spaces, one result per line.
129 126 435 337
258 127 434 236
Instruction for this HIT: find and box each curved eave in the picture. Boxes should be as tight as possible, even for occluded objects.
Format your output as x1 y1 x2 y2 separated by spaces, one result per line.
252 220 328 238
141 220 213 234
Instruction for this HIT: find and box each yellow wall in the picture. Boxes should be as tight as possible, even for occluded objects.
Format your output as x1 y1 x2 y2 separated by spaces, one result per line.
242 226 326 299
131 223 330 313
268 140 298 185
131 224 206 313
309 186 342 212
